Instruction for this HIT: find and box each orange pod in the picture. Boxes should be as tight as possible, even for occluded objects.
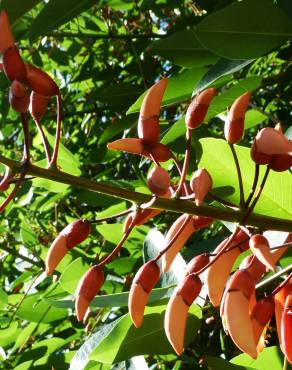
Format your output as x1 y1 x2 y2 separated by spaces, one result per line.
162 214 196 273
281 294 292 364
45 220 91 275
164 274 202 355
107 138 144 155
147 166 170 196
9 80 29 113
0 10 15 53
29 91 48 121
3 46 27 82
185 88 217 129
251 296 274 348
224 91 251 144
223 269 258 359
128 260 160 327
249 234 275 272
75 265 104 322
274 280 292 346
255 127 292 156
206 230 249 307
25 64 59 97
190 168 212 206
138 78 168 144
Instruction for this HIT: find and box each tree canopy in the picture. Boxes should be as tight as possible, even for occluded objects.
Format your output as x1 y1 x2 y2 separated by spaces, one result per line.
0 0 291 369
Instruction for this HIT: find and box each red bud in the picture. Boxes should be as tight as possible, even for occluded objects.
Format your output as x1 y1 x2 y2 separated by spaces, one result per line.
30 91 48 121
61 219 91 249
9 80 29 113
25 64 59 96
176 274 202 306
3 46 26 82
147 166 170 195
133 260 160 293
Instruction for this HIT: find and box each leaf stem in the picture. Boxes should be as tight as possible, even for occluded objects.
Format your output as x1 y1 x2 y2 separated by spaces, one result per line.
245 163 259 208
229 144 245 207
49 93 62 168
175 128 192 196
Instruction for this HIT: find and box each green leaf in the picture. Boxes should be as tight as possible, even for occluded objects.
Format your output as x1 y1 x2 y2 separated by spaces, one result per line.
231 346 286 370
29 0 96 40
0 288 8 310
89 304 201 364
0 323 21 348
59 257 89 294
195 0 292 59
127 68 208 114
199 138 292 220
206 356 255 370
193 58 254 95
20 221 37 247
149 30 218 68
0 0 42 24
16 293 68 323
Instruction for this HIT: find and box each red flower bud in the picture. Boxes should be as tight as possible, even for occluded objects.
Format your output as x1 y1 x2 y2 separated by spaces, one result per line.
3 46 27 82
270 154 292 172
224 92 251 144
0 10 15 54
9 80 29 113
249 234 275 272
185 88 217 129
147 166 170 196
190 168 212 206
25 64 59 97
281 294 292 364
75 265 104 321
29 91 48 121
185 253 209 275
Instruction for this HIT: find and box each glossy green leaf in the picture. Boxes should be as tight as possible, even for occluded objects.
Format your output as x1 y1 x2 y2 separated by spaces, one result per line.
199 138 292 220
195 0 292 59
149 30 218 68
206 356 255 370
193 58 254 95
59 257 89 294
231 346 285 370
89 304 201 364
20 221 37 247
29 0 96 40
0 323 21 348
16 293 68 323
127 68 208 114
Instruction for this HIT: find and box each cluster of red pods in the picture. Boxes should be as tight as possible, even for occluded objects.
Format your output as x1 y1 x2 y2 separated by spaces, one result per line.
1 8 292 365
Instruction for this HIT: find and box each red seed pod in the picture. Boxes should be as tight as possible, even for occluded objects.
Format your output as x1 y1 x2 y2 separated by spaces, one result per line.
138 115 160 145
251 140 272 165
9 80 29 113
251 296 275 326
0 10 15 54
227 269 255 299
147 166 170 196
25 64 59 97
3 46 27 82
270 154 292 172
45 220 91 276
133 260 160 293
249 234 275 272
224 92 251 144
176 273 202 306
185 254 209 275
192 215 213 229
144 142 172 162
29 91 48 121
75 265 104 322
281 294 292 364
185 88 217 129
190 168 212 206
62 219 91 249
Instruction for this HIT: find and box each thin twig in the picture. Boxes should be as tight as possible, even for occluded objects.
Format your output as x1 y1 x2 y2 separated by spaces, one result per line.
229 144 245 208
245 163 260 208
175 128 192 196
49 93 62 168
89 208 132 224
20 112 30 162
34 118 51 163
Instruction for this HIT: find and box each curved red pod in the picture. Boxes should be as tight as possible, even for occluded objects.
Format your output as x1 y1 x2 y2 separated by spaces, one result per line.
3 46 27 82
30 91 48 121
224 91 251 144
25 64 59 97
128 260 160 327
75 265 104 322
251 296 274 347
185 88 217 129
45 220 91 275
0 10 15 54
190 168 212 206
281 294 292 364
270 154 292 172
145 143 172 162
185 253 210 276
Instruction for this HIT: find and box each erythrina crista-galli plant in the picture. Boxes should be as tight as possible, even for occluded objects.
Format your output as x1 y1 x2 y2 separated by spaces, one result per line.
0 2 292 370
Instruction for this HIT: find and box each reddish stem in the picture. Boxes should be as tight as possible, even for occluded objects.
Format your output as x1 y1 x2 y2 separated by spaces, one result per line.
49 93 62 168
0 171 26 213
175 128 192 196
34 118 51 163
